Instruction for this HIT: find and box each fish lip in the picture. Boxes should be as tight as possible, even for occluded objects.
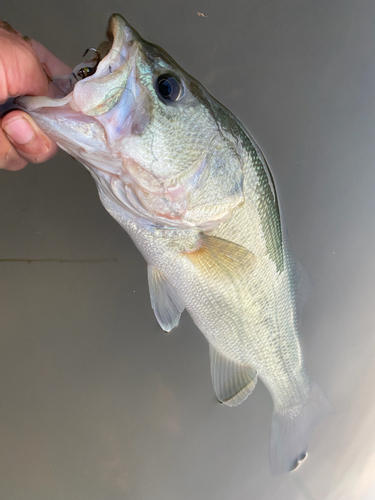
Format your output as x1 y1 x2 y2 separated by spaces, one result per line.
17 14 137 112
107 13 141 49
101 14 136 71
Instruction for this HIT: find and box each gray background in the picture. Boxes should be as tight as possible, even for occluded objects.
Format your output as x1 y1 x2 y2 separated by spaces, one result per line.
1 1 375 499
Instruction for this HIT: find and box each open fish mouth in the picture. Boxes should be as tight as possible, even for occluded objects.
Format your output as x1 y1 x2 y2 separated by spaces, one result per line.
15 14 149 171
18 14 139 115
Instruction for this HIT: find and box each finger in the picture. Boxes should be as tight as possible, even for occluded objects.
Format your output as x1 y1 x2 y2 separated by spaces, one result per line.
2 110 58 164
0 28 49 101
0 124 27 171
31 39 71 76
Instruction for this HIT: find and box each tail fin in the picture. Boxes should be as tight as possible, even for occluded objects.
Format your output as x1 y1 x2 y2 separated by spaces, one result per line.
269 382 332 475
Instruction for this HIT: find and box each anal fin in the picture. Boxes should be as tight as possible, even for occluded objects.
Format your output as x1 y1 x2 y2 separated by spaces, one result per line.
147 265 185 332
209 344 257 407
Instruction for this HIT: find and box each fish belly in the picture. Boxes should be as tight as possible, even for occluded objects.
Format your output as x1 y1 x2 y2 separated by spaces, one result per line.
98 173 331 475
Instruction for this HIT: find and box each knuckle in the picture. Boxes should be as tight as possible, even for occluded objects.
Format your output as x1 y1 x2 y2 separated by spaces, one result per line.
0 145 27 171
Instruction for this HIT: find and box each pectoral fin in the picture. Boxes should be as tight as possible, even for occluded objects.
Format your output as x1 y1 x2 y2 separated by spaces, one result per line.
184 234 256 279
147 265 185 332
209 344 257 406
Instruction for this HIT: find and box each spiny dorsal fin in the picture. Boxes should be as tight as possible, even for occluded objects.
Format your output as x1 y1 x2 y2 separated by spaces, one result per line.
147 265 185 332
209 344 257 407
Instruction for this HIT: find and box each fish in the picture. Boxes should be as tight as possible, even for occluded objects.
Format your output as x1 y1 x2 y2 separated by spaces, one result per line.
17 14 331 474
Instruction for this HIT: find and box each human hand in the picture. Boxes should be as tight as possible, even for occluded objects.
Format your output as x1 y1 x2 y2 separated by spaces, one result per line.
0 21 71 170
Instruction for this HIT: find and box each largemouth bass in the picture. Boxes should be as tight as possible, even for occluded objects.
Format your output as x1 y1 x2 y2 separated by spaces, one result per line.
18 14 330 474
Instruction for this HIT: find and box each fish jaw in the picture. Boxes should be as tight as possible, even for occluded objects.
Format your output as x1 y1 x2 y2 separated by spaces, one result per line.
17 15 173 222
17 15 148 172
19 14 140 117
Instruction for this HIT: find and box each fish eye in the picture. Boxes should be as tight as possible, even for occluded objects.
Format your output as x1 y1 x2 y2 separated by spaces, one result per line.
155 74 183 102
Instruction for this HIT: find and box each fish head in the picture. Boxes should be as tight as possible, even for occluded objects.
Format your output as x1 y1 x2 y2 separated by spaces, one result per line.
19 14 244 229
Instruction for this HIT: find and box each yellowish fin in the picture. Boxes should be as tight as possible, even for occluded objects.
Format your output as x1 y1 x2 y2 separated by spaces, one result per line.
183 233 256 279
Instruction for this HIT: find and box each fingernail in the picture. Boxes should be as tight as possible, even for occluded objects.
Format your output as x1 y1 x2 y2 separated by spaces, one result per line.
22 35 33 46
0 21 18 35
3 117 35 145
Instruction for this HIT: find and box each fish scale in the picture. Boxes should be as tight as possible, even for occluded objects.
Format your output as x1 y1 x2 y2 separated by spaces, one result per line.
18 13 331 474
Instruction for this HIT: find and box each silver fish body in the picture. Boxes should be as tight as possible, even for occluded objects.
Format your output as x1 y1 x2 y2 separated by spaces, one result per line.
18 14 330 474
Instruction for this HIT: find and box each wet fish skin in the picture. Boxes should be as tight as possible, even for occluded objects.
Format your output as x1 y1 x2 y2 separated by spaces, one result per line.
18 14 330 474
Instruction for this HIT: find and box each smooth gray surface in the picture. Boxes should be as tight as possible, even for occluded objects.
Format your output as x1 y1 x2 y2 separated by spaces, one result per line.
1 1 375 499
